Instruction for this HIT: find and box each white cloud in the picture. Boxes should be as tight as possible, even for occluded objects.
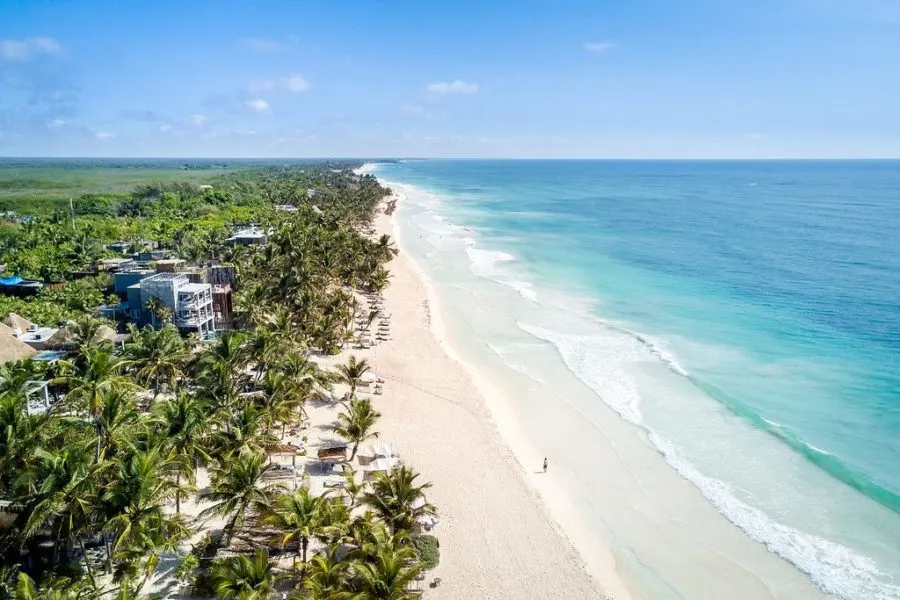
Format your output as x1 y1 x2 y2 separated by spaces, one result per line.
189 114 208 127
240 37 288 52
159 124 173 133
95 131 116 140
584 41 615 53
47 119 67 129
244 99 271 114
283 73 311 92
0 37 63 61
427 80 478 94
248 73 311 93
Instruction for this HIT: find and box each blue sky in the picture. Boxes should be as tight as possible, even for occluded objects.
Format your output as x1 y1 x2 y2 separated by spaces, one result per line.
1 0 899 158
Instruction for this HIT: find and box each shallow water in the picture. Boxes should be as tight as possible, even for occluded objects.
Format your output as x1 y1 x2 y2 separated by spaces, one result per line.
371 160 900 600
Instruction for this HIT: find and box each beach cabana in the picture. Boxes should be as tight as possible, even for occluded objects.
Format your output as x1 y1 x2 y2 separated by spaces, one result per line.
364 456 399 480
0 322 37 364
357 441 396 465
317 445 348 461
45 323 117 350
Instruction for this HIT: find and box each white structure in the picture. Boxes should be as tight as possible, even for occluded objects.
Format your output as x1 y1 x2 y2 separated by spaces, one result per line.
138 273 215 334
225 227 269 246
11 324 58 349
24 380 51 415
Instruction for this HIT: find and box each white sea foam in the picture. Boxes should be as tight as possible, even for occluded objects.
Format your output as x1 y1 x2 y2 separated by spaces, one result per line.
517 322 645 424
464 246 540 302
520 320 899 600
651 432 900 600
507 280 539 301
465 247 516 274
354 162 378 175
590 317 690 377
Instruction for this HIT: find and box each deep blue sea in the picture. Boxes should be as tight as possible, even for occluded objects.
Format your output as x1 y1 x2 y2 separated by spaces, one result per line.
375 159 900 599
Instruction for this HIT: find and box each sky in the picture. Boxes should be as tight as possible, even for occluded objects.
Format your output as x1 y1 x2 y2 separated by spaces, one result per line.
1 0 899 158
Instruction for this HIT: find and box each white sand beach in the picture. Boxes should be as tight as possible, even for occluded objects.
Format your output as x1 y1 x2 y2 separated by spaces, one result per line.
349 204 630 599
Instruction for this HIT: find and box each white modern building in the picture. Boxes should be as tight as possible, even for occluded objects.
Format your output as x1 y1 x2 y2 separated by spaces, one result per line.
129 272 215 334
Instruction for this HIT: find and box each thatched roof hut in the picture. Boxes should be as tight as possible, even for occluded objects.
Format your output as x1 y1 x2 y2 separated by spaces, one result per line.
45 323 118 350
2 313 35 333
0 322 37 364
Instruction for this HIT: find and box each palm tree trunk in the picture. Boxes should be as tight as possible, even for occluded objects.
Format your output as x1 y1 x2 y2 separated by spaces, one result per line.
350 441 359 460
79 538 98 590
133 554 157 596
175 472 181 514
105 534 114 573
94 419 102 463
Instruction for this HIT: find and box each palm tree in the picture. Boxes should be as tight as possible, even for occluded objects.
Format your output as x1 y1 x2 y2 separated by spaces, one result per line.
125 324 189 398
246 328 280 381
11 572 91 600
259 372 303 438
64 315 113 357
21 443 103 565
304 544 349 600
93 387 142 458
372 234 397 262
198 330 248 377
55 349 138 461
361 466 436 535
212 405 272 457
0 393 47 493
349 546 421 600
335 355 371 398
196 330 249 417
199 451 282 545
260 487 327 567
56 346 135 418
144 296 172 328
332 397 380 460
154 393 210 513
348 521 410 564
101 446 189 585
209 549 277 600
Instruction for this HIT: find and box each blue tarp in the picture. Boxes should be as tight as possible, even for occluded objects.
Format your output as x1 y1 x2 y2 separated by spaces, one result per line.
0 275 24 285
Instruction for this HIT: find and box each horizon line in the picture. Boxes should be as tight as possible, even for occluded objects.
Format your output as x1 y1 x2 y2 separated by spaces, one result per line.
2 156 900 161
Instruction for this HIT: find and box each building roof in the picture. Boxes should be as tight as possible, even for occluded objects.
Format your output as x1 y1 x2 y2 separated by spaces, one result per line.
3 312 35 332
227 228 267 240
15 327 57 346
144 272 185 282
0 322 37 364
180 283 210 294
45 323 117 349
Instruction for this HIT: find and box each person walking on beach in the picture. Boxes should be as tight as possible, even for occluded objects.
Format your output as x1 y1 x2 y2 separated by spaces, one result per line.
543 457 548 473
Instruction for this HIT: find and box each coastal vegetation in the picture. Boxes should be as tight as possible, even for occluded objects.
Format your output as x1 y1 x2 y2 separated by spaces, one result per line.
0 160 437 599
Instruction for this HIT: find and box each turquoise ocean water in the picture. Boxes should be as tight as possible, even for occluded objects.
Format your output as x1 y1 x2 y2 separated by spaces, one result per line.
374 160 900 600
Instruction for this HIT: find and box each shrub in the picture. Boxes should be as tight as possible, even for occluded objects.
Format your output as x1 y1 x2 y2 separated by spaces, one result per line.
175 554 199 583
412 534 440 570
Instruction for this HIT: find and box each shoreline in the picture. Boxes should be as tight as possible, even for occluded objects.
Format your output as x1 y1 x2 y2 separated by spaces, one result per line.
366 166 838 600
367 187 631 599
